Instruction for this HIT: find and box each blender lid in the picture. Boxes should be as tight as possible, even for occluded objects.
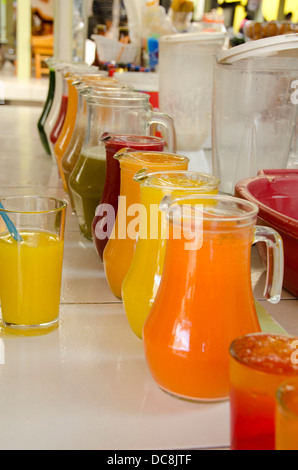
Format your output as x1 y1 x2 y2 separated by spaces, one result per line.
160 31 226 44
217 33 298 63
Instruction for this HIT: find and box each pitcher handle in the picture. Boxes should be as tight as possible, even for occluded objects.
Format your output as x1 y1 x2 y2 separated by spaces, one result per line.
147 110 177 153
253 226 284 304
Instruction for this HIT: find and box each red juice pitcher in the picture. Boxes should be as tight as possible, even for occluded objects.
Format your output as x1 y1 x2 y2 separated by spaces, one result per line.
50 77 68 149
92 134 165 261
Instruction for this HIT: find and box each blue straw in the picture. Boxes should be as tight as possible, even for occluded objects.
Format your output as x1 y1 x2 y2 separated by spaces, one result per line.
0 202 23 242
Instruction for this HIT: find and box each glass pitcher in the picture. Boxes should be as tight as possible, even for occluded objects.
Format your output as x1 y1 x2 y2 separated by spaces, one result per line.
54 75 119 189
61 80 122 206
47 65 103 163
44 62 99 163
92 135 166 261
122 171 220 339
69 91 177 241
37 57 56 156
49 71 70 157
143 194 284 402
158 32 225 170
212 57 298 194
103 150 189 300
44 61 68 163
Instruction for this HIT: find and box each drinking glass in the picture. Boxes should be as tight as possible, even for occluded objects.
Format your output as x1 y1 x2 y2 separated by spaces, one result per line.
0 196 67 335
276 378 298 450
230 333 298 450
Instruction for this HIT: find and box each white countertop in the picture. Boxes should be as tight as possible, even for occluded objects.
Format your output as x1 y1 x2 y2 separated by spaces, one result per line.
0 105 297 451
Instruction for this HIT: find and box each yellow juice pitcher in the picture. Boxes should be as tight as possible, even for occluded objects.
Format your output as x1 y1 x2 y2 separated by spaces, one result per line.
103 151 189 299
122 170 220 338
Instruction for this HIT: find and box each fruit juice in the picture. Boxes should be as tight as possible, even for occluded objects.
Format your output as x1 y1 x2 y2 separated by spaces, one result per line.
230 334 298 450
50 94 68 147
92 135 165 260
62 121 86 211
0 230 64 330
276 379 298 450
55 76 118 190
61 84 121 209
122 172 220 339
69 146 107 240
103 152 189 299
143 213 262 401
54 78 78 189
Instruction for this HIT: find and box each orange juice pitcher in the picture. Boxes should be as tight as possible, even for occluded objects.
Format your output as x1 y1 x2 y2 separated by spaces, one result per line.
122 171 220 339
103 151 189 299
143 194 284 402
54 75 79 188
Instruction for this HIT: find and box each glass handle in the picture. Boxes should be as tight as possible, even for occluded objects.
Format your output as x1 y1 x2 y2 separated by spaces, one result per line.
253 226 284 304
147 111 177 153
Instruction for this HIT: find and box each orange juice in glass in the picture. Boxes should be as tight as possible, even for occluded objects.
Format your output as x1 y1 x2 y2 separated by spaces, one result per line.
103 151 189 299
122 171 220 339
276 379 298 450
230 333 298 450
143 195 284 402
0 196 67 335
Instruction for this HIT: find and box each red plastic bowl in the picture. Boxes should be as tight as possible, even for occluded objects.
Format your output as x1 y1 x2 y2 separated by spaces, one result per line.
235 170 298 297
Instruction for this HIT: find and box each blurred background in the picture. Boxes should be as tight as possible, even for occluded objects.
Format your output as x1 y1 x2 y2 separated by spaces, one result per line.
0 0 297 80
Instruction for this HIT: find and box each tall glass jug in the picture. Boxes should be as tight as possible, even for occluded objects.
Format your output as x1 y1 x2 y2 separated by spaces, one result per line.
212 57 298 194
44 61 98 163
44 61 68 163
122 171 220 339
143 194 284 402
49 74 69 159
46 64 102 163
69 91 177 241
61 81 122 207
92 135 166 261
37 57 56 155
54 75 119 189
103 150 189 299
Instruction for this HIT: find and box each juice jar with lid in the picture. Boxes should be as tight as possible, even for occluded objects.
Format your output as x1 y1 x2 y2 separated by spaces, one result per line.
103 150 189 299
230 333 298 450
122 170 220 339
69 90 177 241
276 378 298 450
92 134 166 261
